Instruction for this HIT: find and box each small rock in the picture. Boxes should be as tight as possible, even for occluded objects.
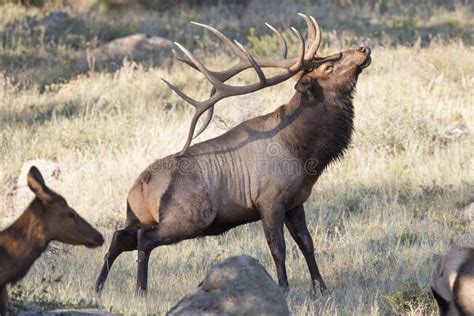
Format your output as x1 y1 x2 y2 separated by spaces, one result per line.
13 159 61 217
460 202 474 221
47 309 122 316
92 34 172 62
167 255 290 316
16 308 121 316
41 11 70 26
443 123 470 140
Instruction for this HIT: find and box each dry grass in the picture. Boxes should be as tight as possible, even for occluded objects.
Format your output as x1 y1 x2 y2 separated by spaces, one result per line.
0 1 473 315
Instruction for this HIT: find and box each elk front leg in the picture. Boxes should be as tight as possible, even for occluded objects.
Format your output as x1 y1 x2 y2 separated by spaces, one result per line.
96 226 139 293
0 285 7 316
285 205 328 294
259 204 289 290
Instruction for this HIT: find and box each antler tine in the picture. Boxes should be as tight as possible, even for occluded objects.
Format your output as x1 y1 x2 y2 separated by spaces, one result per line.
307 16 322 57
234 40 266 84
297 13 315 56
161 78 201 108
190 21 248 61
180 109 207 155
193 88 216 139
265 22 288 59
290 27 305 71
174 42 228 91
173 44 198 71
175 21 249 81
178 21 297 83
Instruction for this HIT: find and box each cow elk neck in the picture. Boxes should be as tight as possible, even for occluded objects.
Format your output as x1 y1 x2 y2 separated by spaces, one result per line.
0 199 50 281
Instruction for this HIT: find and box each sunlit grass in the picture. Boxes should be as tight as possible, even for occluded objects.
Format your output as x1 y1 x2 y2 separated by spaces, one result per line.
0 1 473 314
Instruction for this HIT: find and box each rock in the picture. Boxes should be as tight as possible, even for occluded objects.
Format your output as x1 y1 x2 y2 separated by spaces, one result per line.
15 307 121 316
41 11 71 27
443 123 470 140
91 34 172 62
460 202 474 221
167 255 290 316
46 309 122 315
13 159 61 217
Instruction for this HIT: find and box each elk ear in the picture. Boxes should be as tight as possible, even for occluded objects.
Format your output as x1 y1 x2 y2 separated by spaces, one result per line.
294 75 313 93
27 166 52 203
320 62 334 75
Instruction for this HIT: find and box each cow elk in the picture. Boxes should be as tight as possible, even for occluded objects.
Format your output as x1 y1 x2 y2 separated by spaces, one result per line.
431 247 474 316
95 13 371 294
0 167 104 315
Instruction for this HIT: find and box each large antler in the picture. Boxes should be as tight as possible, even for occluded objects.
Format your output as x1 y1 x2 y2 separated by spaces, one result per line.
162 13 322 155
191 14 322 139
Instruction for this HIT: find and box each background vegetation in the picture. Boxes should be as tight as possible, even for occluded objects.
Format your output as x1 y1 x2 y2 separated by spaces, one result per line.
0 0 473 314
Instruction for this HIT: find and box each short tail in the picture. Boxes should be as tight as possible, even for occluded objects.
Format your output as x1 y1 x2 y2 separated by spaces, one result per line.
125 200 140 227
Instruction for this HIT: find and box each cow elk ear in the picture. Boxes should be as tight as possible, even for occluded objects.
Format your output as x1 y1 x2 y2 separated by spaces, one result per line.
27 166 52 204
294 75 313 93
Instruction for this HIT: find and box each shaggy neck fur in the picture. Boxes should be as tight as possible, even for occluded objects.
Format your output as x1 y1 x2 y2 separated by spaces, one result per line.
279 81 355 174
0 199 49 286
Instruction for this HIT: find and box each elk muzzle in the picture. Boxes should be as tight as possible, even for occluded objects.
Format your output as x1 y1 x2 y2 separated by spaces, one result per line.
358 46 372 69
82 226 104 248
86 231 105 248
58 214 104 248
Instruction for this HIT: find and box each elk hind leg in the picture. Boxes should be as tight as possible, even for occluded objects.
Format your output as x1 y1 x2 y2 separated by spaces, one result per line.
136 224 201 293
285 205 327 294
135 173 215 293
95 226 139 293
136 208 214 293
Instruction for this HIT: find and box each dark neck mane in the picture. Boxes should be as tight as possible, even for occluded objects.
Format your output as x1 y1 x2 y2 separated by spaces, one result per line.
279 87 354 173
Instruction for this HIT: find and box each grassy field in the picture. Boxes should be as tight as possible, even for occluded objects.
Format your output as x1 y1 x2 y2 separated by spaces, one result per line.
0 0 473 315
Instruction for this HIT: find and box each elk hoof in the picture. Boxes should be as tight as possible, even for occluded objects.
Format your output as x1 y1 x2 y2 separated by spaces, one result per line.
95 285 102 294
135 286 148 296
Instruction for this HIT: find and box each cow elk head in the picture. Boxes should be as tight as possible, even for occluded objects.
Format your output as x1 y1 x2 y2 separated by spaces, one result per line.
27 167 104 248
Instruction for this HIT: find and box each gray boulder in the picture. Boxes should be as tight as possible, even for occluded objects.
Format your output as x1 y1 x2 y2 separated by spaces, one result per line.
167 255 290 316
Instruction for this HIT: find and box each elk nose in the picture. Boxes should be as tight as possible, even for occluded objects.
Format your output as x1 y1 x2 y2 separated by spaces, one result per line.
95 233 104 246
359 46 371 55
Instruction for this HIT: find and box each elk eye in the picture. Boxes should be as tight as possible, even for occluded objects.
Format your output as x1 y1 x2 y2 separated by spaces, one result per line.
68 213 75 219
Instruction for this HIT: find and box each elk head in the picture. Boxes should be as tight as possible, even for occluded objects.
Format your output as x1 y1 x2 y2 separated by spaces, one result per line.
296 46 371 96
27 166 104 248
162 13 371 154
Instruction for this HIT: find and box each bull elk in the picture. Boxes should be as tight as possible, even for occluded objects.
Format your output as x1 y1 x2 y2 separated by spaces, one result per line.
431 247 474 316
0 167 104 315
95 13 371 294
